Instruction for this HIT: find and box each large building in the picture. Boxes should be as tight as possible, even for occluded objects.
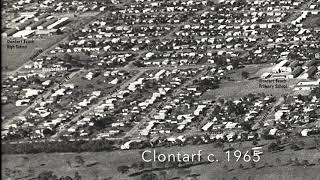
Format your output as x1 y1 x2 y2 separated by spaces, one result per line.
294 79 320 91
272 60 288 73
299 66 317 79
12 29 35 38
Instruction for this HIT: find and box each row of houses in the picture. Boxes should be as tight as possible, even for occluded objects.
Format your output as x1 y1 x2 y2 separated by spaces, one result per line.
60 69 199 139
273 94 320 137
2 69 133 140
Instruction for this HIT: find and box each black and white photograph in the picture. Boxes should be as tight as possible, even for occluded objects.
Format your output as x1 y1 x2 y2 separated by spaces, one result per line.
1 0 320 179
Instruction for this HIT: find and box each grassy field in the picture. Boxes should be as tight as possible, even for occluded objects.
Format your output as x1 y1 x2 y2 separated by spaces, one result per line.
303 14 320 28
2 137 320 180
1 103 27 120
201 64 300 100
1 36 64 72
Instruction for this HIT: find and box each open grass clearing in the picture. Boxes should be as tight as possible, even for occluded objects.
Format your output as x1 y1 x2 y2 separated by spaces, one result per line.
2 137 320 180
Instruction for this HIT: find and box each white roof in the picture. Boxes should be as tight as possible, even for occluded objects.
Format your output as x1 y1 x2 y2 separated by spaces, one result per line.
12 30 35 37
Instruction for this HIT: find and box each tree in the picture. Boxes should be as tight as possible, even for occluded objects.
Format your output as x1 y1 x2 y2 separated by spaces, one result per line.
199 78 219 90
60 176 73 180
268 142 279 152
293 158 300 166
56 28 63 35
218 98 225 105
241 121 252 131
141 173 159 180
239 163 244 169
133 60 146 67
131 162 139 170
301 160 309 167
74 171 81 180
117 165 129 174
311 87 320 98
139 161 145 170
75 155 85 166
93 116 114 130
252 140 258 146
66 160 71 168
235 0 248 6
43 128 55 137
241 71 249 79
297 141 305 148
290 144 301 151
223 164 228 171
102 177 113 180
231 59 240 69
214 139 225 148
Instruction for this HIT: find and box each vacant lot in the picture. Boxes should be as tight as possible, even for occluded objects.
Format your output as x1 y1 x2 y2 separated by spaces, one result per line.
303 14 320 28
2 137 320 180
201 64 300 100
1 36 64 72
1 103 26 121
202 79 299 100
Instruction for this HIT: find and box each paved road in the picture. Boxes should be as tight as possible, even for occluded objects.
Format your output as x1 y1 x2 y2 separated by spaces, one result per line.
2 64 216 75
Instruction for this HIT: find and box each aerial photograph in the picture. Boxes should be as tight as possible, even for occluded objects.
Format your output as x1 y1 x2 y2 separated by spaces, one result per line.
1 0 320 179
